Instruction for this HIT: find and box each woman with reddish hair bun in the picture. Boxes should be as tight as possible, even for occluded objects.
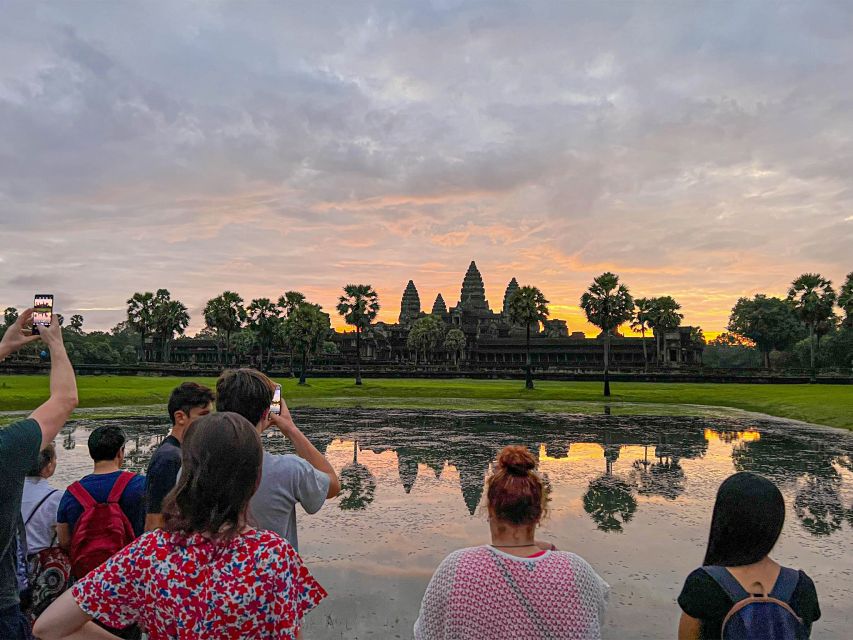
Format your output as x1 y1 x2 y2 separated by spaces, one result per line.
414 445 609 640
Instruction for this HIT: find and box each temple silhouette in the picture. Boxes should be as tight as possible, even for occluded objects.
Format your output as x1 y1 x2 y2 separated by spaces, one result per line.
337 260 703 369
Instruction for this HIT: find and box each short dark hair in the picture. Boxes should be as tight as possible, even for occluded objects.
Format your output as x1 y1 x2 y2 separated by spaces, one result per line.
703 472 785 567
87 425 126 462
168 382 215 424
163 412 262 540
27 443 56 477
215 369 275 427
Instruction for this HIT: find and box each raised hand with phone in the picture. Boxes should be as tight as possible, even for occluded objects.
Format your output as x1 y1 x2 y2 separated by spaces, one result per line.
0 308 41 360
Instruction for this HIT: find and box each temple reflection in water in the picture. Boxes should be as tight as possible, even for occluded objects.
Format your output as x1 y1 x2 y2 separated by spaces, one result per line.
59 409 853 538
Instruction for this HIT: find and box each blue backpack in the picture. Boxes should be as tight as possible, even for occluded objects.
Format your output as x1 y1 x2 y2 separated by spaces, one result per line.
703 566 807 640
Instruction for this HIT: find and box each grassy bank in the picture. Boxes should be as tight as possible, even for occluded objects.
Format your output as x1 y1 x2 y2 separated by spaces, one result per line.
1 375 851 430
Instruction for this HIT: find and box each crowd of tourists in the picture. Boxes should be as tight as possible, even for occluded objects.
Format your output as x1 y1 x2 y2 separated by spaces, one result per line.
0 309 823 639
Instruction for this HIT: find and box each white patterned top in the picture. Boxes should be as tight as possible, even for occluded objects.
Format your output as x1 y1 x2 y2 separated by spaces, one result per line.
415 546 609 640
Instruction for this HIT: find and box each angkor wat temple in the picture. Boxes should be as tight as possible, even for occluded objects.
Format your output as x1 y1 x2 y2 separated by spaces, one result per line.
335 260 703 370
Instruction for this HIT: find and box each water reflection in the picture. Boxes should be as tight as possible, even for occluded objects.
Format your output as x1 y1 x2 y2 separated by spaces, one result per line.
338 440 377 511
53 410 853 539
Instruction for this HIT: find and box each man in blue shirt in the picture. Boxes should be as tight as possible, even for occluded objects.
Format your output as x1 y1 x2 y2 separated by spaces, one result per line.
56 425 146 548
0 309 78 639
144 382 214 531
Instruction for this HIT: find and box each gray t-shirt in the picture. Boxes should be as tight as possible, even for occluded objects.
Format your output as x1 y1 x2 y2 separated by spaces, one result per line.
249 451 330 553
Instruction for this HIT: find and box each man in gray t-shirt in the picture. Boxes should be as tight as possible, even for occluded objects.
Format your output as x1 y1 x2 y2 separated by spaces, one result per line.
250 446 330 552
215 369 340 553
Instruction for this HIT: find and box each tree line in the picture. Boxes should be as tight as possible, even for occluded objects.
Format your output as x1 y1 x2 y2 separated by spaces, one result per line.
1 270 850 393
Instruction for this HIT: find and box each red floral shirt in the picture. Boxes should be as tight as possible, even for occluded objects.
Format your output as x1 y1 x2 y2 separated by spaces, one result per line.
72 528 326 639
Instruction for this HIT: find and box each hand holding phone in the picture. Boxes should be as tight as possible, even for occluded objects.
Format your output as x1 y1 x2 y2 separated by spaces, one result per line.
32 294 54 335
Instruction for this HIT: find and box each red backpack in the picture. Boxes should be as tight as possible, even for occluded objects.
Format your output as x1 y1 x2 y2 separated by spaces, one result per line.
67 472 137 578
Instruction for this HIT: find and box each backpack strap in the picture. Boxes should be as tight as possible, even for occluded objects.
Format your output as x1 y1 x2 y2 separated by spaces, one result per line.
702 566 750 602
107 472 135 503
769 567 800 603
67 481 97 510
25 489 59 526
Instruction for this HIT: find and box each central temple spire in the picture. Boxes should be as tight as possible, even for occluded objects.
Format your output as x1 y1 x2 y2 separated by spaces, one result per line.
459 260 489 311
399 280 421 325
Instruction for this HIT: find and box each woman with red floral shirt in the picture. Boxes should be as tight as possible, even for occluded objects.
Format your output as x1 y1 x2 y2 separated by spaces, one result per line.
34 412 326 640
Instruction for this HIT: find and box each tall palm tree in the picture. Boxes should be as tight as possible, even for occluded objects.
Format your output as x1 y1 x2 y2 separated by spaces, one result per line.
839 272 853 329
284 302 330 385
647 296 683 365
126 292 155 362
152 289 190 363
336 284 380 386
507 286 550 389
631 297 654 372
246 298 281 369
204 291 246 365
278 291 306 374
580 273 634 397
787 273 836 379
70 314 84 333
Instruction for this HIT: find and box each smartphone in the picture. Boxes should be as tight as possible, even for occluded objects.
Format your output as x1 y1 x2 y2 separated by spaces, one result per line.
32 294 53 335
270 384 282 415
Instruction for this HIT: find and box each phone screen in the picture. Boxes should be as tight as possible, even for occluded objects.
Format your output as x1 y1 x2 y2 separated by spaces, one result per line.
270 384 282 415
32 294 53 335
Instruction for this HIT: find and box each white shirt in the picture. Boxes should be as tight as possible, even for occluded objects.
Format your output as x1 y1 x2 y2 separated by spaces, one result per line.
20 477 61 555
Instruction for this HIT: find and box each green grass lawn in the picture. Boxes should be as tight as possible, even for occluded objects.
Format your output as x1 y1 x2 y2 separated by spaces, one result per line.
1 375 851 430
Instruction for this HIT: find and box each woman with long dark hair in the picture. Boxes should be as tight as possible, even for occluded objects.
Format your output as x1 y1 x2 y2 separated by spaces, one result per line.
415 445 609 639
677 472 820 639
34 412 326 639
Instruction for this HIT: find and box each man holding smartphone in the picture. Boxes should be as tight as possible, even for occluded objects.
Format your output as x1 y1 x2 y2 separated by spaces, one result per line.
215 369 340 552
0 308 77 639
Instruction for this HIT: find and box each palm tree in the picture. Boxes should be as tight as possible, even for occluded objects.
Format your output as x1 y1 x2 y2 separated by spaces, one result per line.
647 296 683 364
336 284 380 386
70 314 84 333
278 291 306 374
278 291 306 317
507 286 550 389
151 289 190 362
839 272 853 329
631 298 653 372
126 292 155 362
787 273 836 379
284 302 330 385
246 298 281 369
204 291 246 365
443 328 466 368
580 273 634 397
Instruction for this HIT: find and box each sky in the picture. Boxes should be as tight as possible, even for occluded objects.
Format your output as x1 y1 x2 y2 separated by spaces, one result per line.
0 1 851 336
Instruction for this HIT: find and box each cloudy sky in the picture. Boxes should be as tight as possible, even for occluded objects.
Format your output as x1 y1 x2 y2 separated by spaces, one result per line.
1 1 851 336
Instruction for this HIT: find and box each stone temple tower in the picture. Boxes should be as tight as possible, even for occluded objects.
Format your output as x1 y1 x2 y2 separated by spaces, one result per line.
459 261 490 312
431 293 448 316
399 280 421 325
502 277 519 317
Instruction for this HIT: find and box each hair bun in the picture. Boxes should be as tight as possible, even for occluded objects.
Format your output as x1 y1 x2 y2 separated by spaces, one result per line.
497 446 536 476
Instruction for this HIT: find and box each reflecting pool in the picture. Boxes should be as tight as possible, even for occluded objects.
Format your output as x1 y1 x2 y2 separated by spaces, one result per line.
44 409 853 639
